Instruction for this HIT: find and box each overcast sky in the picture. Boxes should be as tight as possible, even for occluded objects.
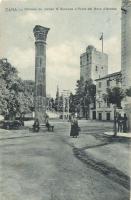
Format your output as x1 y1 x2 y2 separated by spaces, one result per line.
0 0 121 97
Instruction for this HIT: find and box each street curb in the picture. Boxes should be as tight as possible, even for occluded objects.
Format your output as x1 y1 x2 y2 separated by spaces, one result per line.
73 147 130 190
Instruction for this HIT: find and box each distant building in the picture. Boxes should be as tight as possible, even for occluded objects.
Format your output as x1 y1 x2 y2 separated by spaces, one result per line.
80 45 108 82
91 71 122 121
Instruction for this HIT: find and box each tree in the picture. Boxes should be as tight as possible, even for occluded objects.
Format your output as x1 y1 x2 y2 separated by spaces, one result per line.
70 78 96 118
104 87 125 108
126 87 131 97
0 59 19 119
83 79 96 118
0 79 9 115
69 93 77 113
103 87 125 136
0 59 35 120
16 80 35 119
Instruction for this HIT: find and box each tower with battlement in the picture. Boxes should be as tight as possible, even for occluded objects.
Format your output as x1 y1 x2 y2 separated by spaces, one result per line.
121 0 131 88
80 45 108 82
121 0 131 131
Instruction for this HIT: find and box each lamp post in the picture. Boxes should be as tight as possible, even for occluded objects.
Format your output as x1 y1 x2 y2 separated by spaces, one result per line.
114 104 117 136
62 90 70 121
62 94 65 120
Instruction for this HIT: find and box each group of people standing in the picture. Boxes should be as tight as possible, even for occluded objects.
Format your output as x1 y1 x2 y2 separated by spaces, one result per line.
117 113 128 133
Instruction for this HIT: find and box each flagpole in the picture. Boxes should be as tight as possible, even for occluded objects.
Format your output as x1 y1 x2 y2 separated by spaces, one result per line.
102 32 103 53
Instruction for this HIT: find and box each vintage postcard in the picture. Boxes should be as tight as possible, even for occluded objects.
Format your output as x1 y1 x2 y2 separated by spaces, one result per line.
0 0 131 199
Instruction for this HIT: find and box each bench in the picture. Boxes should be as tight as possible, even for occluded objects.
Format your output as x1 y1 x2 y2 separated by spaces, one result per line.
40 124 54 132
30 123 54 132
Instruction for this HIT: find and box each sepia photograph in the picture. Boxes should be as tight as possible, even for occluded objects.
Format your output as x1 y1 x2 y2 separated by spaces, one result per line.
0 0 131 199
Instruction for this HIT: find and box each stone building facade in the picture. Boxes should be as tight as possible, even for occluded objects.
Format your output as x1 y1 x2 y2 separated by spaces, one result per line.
121 0 131 88
80 45 108 82
91 72 122 121
121 0 131 131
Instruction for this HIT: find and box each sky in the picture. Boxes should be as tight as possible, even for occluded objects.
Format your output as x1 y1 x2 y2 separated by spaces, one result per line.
0 0 122 97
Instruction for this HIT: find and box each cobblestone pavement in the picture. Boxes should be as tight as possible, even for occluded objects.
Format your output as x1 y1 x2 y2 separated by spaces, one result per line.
0 120 130 200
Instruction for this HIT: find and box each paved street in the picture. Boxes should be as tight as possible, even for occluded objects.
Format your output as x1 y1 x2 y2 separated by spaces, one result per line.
0 120 130 200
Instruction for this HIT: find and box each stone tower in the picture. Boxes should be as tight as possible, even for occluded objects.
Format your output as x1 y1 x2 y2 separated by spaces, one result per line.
33 25 50 124
80 45 108 82
121 0 131 88
121 0 131 131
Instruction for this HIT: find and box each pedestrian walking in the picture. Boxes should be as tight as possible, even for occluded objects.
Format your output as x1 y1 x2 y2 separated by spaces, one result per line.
123 113 128 133
70 116 80 138
117 114 123 133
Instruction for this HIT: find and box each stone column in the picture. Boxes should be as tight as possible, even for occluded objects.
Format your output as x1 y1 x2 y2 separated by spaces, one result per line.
33 25 50 124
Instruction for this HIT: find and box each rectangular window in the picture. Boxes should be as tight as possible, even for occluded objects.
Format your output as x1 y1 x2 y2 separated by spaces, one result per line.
107 101 110 108
107 101 110 107
96 66 98 71
99 82 101 88
40 58 42 66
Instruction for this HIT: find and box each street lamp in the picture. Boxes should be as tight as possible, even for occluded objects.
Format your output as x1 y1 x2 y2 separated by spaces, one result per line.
62 90 70 121
114 104 117 136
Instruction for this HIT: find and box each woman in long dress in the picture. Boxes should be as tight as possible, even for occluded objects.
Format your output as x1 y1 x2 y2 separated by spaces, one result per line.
70 117 79 138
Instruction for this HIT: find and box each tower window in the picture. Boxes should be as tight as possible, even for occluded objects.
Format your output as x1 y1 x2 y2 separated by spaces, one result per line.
96 66 98 71
99 82 102 88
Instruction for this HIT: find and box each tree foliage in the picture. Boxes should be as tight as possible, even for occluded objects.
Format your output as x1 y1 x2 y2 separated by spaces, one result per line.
126 87 131 97
70 78 96 118
0 59 34 120
103 87 125 108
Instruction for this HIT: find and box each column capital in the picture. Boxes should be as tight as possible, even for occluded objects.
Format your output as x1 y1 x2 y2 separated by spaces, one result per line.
33 25 50 42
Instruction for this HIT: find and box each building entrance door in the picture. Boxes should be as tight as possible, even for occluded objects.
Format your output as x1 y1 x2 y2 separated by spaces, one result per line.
106 112 110 120
98 113 102 120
